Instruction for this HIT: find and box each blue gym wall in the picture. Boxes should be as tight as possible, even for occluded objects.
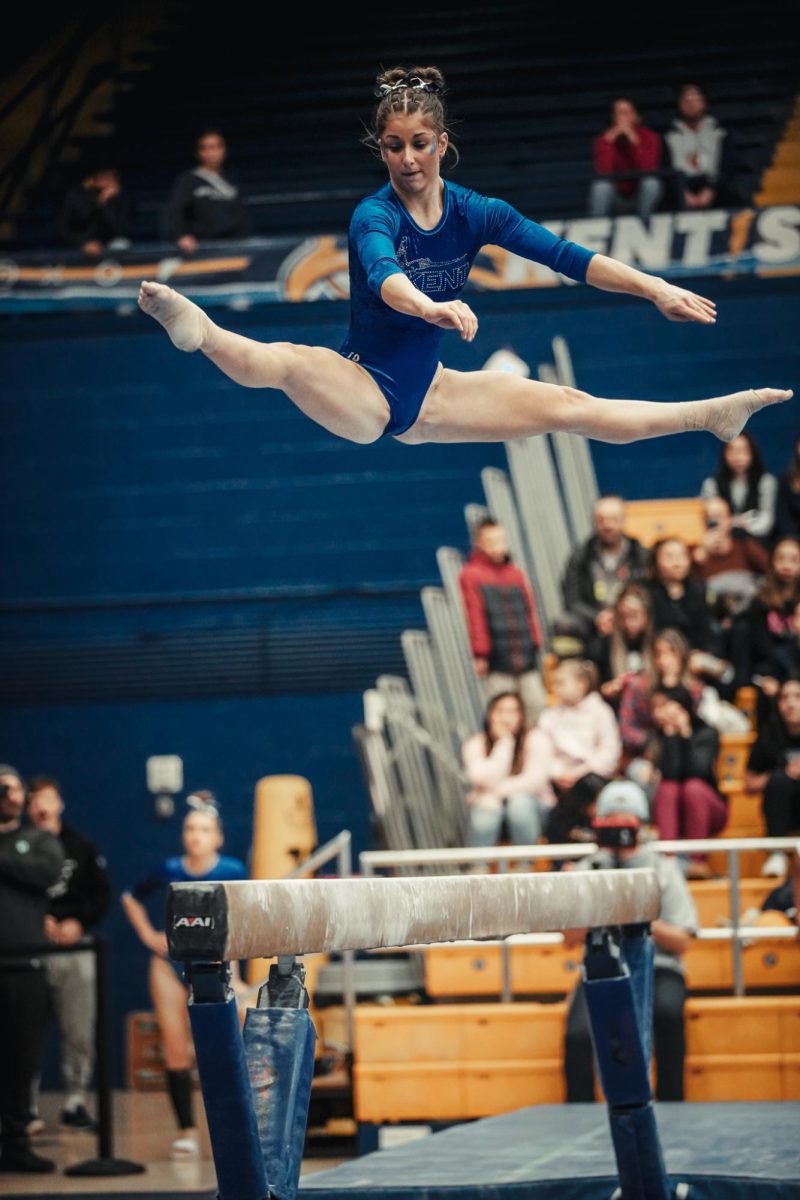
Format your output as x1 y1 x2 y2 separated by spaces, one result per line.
1 273 798 1075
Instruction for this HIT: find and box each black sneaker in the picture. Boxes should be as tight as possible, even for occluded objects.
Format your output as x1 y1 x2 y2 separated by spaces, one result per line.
0 1146 56 1173
61 1104 97 1131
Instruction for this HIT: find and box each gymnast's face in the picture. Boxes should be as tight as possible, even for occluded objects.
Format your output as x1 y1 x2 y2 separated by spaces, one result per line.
379 114 447 199
182 811 223 859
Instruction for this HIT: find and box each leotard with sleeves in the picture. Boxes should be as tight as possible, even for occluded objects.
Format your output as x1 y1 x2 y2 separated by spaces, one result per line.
339 179 596 436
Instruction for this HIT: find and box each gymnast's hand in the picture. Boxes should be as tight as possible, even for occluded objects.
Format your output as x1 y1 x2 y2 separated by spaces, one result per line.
652 281 717 325
421 298 479 341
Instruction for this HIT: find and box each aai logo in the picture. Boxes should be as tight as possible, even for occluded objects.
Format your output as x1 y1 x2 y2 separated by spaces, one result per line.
173 916 215 929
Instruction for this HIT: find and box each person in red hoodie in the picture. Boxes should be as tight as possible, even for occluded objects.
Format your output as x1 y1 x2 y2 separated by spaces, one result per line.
589 97 663 221
458 517 546 722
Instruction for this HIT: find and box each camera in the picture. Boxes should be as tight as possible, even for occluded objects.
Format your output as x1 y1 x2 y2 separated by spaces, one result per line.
592 814 640 851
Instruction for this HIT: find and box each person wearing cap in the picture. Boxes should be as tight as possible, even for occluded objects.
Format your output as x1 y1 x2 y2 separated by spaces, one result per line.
121 793 247 1161
563 779 698 1103
0 765 63 1174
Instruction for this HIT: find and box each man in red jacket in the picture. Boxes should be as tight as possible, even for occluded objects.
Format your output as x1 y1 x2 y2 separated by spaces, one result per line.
458 518 546 723
588 97 663 221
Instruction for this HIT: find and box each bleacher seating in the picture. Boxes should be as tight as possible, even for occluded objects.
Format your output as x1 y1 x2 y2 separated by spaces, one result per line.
5 7 799 245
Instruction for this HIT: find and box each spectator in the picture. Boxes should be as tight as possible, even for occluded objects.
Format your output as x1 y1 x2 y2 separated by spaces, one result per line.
754 599 800 698
700 432 776 541
750 538 800 684
27 777 112 1132
647 537 713 652
564 779 698 1102
745 677 800 877
0 765 63 1174
619 627 701 763
165 129 250 254
461 692 552 848
694 495 769 684
558 495 648 650
665 84 729 211
459 517 546 723
588 582 655 704
537 660 622 845
588 97 663 220
760 851 800 925
121 796 247 1160
58 167 132 257
774 434 800 540
650 685 726 878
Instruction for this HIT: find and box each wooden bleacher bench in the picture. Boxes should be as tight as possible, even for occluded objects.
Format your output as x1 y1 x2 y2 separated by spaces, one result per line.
623 497 706 548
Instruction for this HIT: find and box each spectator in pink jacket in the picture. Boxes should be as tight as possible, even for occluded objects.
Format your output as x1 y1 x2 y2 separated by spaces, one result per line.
588 97 663 221
459 517 546 722
461 692 551 847
536 660 622 845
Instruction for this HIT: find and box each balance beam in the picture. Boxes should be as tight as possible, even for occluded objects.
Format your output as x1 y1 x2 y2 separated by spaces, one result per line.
167 869 660 961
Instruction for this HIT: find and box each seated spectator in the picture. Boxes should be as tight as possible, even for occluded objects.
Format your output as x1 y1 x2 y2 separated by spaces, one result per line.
745 677 800 877
760 851 799 925
619 627 701 763
750 538 800 686
459 517 546 723
647 537 713 652
755 599 800 699
694 495 769 685
588 97 663 221
58 168 132 257
563 779 698 1102
557 495 648 651
536 660 622 845
461 692 551 848
589 582 655 704
165 129 250 255
650 686 726 878
665 83 730 211
27 777 111 1132
700 432 776 541
774 434 800 540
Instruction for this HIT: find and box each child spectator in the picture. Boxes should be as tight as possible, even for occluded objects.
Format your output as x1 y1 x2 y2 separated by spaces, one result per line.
459 517 546 723
536 660 621 845
700 432 776 541
461 692 551 848
588 97 663 220
650 686 726 878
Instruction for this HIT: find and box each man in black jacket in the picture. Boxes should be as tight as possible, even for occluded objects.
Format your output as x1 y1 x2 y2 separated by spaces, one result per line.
558 495 648 651
165 129 249 254
27 777 112 1131
0 765 63 1173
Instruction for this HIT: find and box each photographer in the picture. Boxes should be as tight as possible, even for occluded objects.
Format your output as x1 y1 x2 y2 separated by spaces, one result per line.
563 780 698 1103
0 765 63 1173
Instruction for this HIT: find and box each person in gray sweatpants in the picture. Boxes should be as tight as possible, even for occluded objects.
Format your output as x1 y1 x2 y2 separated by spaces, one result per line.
27 778 111 1130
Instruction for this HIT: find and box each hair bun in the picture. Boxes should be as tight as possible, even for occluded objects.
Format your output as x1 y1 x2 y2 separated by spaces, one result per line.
374 65 446 99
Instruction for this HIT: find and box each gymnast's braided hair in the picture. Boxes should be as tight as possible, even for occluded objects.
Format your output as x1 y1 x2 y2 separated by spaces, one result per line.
367 66 458 163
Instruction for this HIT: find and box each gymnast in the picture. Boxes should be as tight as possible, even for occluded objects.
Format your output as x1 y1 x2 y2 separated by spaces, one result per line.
121 794 247 1160
138 66 791 447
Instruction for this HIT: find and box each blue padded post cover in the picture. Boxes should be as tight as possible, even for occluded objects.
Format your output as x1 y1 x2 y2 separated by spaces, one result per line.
189 992 268 1200
620 924 655 1064
244 1007 317 1200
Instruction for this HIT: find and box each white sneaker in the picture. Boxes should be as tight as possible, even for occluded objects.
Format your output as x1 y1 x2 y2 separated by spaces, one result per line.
170 1132 199 1160
761 851 789 878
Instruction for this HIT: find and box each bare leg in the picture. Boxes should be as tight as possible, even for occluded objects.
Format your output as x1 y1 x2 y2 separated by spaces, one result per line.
396 367 793 446
138 282 390 444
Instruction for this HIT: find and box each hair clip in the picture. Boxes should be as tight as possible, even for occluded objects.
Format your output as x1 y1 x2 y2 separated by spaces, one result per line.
374 76 440 98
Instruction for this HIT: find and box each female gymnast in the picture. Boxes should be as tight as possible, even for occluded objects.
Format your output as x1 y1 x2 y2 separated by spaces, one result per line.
121 794 247 1159
138 66 791 447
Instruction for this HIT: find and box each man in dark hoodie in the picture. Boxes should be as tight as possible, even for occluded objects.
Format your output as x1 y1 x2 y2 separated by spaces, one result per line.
27 777 112 1132
0 765 63 1174
558 495 649 651
165 129 250 253
458 517 546 722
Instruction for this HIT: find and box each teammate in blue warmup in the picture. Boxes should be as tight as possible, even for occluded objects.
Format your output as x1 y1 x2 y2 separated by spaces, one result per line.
121 794 247 1161
139 66 791 446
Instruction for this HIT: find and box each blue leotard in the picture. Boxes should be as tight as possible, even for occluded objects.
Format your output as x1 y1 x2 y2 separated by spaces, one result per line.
339 179 596 437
